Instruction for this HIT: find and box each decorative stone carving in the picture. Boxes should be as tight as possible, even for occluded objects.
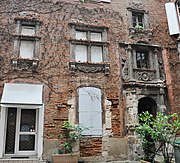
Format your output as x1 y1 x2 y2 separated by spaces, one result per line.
11 57 39 71
122 57 129 81
134 69 155 81
69 62 110 74
128 2 145 10
158 59 165 80
129 28 153 39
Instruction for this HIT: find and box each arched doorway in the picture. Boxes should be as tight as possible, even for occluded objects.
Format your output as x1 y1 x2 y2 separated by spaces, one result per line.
138 97 157 116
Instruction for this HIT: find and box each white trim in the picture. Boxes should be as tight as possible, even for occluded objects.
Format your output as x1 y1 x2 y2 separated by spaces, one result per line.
0 107 6 158
0 106 44 159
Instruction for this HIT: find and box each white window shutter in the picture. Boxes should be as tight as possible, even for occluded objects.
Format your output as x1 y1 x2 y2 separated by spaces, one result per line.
20 40 34 58
74 45 87 62
21 26 35 36
165 2 180 35
75 31 87 40
91 88 102 135
91 46 103 63
79 88 92 135
79 87 102 136
90 32 102 42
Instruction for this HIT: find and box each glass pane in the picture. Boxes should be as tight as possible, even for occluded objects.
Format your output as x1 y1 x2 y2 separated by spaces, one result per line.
21 25 35 36
75 31 87 40
91 46 103 63
5 108 17 154
74 45 87 62
19 135 35 151
20 40 34 58
90 32 102 41
136 52 148 68
142 53 148 68
20 109 36 132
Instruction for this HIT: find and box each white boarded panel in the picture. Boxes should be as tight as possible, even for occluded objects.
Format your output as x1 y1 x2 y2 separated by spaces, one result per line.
1 83 43 105
20 40 34 58
21 25 35 36
74 45 87 62
91 46 103 63
165 2 180 35
90 32 102 42
75 31 87 40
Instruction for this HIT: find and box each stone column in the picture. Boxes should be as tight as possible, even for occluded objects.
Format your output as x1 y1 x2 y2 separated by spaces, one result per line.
126 45 133 80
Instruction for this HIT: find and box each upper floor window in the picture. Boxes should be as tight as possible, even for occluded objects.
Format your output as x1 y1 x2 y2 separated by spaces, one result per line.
132 12 144 28
78 87 102 136
136 51 149 69
70 24 108 63
13 20 40 59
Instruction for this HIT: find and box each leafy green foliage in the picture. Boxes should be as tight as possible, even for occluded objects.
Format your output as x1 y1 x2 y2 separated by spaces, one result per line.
58 121 86 154
136 112 180 163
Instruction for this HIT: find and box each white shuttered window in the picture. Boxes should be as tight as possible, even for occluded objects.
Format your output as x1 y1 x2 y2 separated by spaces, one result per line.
20 40 34 58
78 87 102 136
165 2 180 35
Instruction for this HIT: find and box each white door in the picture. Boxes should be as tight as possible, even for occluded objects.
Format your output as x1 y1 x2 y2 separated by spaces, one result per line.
5 108 37 155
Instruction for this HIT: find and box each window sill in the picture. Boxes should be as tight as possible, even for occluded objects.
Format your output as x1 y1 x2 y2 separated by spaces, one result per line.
11 57 39 71
69 62 110 74
13 34 41 40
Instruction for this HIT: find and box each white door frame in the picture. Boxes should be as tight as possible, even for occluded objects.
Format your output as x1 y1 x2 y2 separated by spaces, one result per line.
0 104 44 160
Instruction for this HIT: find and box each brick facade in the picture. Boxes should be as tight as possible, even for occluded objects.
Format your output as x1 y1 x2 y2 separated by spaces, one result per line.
0 0 179 162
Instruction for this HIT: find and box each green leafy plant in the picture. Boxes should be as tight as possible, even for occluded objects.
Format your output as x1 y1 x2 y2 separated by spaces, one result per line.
136 112 180 163
58 121 85 154
135 25 144 31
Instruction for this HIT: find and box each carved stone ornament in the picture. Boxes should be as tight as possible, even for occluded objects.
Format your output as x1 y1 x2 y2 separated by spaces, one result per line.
134 70 155 81
129 2 145 10
11 57 39 71
69 62 110 74
122 57 129 81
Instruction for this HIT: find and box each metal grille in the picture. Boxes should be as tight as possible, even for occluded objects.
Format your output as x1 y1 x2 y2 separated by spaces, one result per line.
5 108 17 154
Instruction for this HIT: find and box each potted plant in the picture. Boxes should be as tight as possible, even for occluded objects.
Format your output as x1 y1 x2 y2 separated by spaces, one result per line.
52 121 84 163
136 111 180 163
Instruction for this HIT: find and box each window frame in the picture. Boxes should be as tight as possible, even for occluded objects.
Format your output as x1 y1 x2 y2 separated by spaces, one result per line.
132 11 144 28
127 7 149 30
70 24 108 63
13 20 40 59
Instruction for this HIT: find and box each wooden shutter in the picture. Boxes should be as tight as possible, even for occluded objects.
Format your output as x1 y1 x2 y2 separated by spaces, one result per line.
79 87 92 135
79 87 102 136
165 2 180 35
90 87 102 135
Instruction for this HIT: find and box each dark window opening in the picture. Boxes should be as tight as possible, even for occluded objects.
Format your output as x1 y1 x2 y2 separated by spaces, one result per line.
138 97 157 117
132 12 144 28
136 51 149 69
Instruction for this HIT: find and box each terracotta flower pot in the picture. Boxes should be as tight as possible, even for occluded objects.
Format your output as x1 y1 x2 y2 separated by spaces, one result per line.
52 153 78 163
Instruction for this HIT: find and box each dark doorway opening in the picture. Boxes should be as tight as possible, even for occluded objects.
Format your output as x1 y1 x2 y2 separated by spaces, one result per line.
138 97 157 116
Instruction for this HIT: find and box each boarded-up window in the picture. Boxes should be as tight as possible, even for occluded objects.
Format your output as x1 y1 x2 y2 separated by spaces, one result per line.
90 32 102 42
20 41 34 58
21 25 35 36
74 45 87 62
91 46 103 63
165 2 180 35
78 87 102 136
75 31 87 40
